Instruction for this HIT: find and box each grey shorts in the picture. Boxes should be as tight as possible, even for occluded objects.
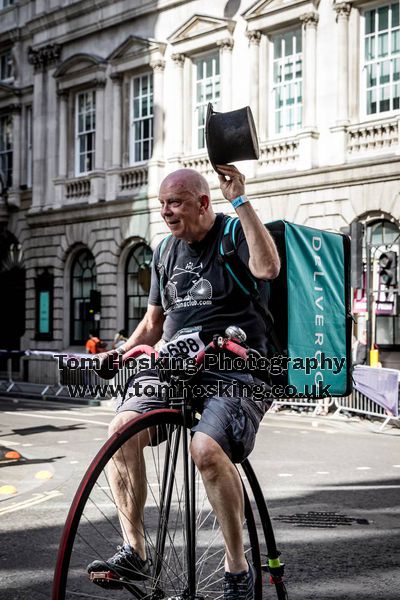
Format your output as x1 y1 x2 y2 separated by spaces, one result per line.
116 368 271 463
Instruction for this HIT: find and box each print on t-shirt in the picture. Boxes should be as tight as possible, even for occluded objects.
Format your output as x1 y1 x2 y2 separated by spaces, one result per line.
164 259 213 313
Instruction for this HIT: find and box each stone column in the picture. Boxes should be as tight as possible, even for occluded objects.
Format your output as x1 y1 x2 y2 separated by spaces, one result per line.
150 59 166 162
111 75 122 168
335 3 351 124
31 69 46 208
170 53 185 163
148 58 166 196
296 12 320 170
300 12 319 130
57 90 68 178
246 31 261 131
28 43 62 209
217 38 234 112
330 3 352 164
94 80 106 172
7 105 21 208
89 80 106 202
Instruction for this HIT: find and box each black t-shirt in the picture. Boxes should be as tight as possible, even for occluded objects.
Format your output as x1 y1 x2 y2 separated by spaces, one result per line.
149 213 269 355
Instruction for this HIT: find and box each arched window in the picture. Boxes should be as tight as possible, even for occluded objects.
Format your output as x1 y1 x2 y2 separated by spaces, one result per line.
70 249 97 345
367 219 400 348
125 243 152 333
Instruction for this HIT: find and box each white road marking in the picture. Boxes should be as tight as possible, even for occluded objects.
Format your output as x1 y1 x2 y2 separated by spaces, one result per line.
393 465 400 468
300 431 310 434
273 484 400 491
0 440 21 446
0 490 63 515
278 473 293 477
70 460 79 464
57 440 69 444
4 411 110 426
316 471 330 475
39 410 113 417
21 443 33 447
356 466 371 470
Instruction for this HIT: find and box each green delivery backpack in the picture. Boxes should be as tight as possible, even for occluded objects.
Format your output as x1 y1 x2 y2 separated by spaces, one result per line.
220 218 352 399
264 221 353 398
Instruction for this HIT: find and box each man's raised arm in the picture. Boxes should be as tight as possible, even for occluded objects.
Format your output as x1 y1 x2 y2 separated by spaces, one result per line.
217 163 280 281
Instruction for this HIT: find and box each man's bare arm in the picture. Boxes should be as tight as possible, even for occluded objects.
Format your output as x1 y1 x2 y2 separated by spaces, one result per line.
119 304 165 352
217 164 280 280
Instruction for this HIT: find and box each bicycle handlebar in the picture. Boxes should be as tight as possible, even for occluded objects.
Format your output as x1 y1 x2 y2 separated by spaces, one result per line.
121 337 250 366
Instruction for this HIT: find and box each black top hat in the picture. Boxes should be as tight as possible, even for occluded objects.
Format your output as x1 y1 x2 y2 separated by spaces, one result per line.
205 103 260 173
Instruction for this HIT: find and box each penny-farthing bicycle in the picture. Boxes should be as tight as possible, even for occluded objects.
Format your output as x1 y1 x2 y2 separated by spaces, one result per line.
52 328 288 600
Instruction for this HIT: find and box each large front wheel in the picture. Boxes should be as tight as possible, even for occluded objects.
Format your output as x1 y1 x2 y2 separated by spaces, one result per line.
52 409 263 600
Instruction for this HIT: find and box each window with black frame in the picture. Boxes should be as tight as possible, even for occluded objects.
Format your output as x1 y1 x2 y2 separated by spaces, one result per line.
70 249 97 345
0 114 12 188
125 243 152 333
370 220 400 348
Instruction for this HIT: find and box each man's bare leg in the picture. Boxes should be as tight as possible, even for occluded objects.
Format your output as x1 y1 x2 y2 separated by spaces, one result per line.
107 410 153 560
190 431 247 573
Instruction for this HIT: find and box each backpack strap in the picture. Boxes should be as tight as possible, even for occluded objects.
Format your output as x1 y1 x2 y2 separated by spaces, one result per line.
219 216 283 354
220 217 260 298
156 234 175 310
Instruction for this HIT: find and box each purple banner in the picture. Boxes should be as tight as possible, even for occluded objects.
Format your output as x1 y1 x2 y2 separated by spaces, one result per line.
353 366 399 417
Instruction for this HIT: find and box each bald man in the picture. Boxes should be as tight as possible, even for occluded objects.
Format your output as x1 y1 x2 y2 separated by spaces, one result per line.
88 165 280 599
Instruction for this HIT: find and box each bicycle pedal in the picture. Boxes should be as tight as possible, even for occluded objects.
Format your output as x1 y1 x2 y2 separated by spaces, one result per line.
89 570 124 589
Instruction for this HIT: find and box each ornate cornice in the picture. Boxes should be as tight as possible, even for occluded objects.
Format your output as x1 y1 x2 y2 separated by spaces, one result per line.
93 78 106 88
334 3 351 18
300 12 319 27
246 30 262 45
216 37 234 52
171 53 185 66
150 59 166 73
28 44 62 72
110 72 123 83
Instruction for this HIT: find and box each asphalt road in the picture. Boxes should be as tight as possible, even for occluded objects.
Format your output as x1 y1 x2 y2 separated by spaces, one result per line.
0 396 399 600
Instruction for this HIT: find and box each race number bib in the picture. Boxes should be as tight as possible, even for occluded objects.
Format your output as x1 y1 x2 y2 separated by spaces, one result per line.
159 327 205 358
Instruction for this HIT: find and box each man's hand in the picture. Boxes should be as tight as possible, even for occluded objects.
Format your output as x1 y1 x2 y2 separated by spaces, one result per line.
217 164 245 202
94 349 124 380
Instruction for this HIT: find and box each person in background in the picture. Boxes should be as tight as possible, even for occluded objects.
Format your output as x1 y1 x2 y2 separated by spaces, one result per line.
353 329 367 366
85 331 100 354
112 329 128 350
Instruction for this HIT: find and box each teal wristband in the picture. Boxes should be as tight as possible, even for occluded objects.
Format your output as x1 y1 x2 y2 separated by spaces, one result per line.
231 195 249 210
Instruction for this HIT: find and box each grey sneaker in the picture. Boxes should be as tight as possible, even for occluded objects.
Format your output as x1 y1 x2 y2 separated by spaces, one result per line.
87 544 150 588
223 562 255 600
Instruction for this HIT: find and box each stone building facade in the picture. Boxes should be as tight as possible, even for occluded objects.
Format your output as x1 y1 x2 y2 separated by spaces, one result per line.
0 0 399 366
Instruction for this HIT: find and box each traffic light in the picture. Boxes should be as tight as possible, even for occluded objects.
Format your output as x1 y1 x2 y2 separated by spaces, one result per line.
378 251 397 288
89 289 101 314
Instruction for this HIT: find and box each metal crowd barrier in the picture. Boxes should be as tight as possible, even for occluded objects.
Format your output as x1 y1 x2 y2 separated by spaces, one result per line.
1 351 399 432
57 354 141 400
269 396 335 415
334 388 400 431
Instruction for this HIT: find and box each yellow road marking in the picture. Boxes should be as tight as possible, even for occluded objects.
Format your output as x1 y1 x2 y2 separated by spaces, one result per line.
0 485 17 495
35 470 53 480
